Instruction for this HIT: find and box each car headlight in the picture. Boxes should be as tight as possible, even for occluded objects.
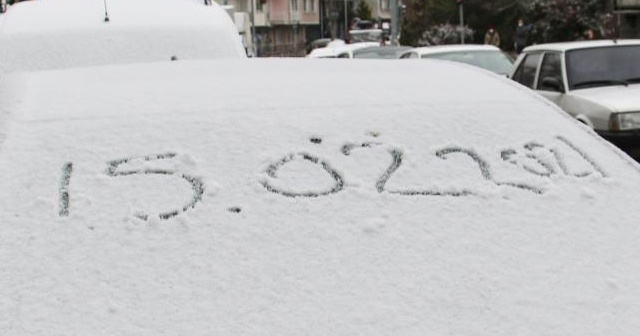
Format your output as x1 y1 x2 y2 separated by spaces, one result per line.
609 112 640 131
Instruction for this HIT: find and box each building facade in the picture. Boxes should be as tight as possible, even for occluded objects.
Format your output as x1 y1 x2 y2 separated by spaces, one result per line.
221 0 394 56
223 0 320 56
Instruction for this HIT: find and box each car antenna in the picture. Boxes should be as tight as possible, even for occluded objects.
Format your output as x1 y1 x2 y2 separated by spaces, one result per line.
103 0 110 22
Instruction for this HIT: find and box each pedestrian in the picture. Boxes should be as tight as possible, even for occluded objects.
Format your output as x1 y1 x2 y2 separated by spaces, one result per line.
484 27 501 48
581 29 595 40
514 19 532 54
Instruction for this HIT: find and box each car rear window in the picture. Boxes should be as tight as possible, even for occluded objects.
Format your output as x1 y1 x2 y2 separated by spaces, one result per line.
1 59 640 334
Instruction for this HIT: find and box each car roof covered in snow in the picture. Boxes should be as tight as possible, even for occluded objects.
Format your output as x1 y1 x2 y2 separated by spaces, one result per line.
0 0 245 75
307 42 379 58
409 44 502 55
1 59 640 334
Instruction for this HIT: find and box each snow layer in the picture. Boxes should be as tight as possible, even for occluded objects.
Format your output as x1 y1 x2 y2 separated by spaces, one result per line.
0 0 245 75
1 59 640 335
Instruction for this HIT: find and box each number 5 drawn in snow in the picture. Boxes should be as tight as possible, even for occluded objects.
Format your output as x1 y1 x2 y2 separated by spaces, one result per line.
59 154 203 219
105 153 204 220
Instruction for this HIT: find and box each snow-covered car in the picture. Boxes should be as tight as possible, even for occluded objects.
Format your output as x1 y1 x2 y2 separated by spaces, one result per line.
2 59 640 335
0 0 245 75
399 44 514 75
510 40 640 159
306 42 379 58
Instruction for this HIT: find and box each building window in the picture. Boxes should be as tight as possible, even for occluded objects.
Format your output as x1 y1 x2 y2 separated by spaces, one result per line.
256 0 263 12
304 0 314 12
380 0 389 10
290 0 298 11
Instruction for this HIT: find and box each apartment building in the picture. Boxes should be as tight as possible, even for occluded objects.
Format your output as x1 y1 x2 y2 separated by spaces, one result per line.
220 0 393 56
222 0 320 56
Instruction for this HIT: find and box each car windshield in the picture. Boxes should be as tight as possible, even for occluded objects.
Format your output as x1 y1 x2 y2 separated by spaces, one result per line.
422 50 514 74
566 45 640 90
348 29 383 43
353 47 411 59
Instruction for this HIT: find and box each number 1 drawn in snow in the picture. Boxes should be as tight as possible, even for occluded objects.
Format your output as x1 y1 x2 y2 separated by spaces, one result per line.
59 162 73 216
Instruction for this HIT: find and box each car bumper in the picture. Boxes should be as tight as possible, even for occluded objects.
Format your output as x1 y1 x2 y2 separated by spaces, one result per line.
597 130 640 160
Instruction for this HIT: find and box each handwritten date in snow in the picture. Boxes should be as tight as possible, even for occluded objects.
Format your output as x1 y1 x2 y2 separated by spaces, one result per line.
58 136 606 220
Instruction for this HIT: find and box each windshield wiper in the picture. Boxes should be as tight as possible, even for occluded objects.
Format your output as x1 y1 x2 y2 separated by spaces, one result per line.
624 77 640 84
572 79 629 89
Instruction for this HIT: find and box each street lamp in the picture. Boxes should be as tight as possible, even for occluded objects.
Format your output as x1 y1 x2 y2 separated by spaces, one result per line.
250 0 257 56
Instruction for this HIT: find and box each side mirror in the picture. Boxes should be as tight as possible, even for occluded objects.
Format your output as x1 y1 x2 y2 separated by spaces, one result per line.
540 77 565 93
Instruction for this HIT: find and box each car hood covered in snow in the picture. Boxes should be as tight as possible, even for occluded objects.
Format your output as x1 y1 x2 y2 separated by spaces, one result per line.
1 59 640 335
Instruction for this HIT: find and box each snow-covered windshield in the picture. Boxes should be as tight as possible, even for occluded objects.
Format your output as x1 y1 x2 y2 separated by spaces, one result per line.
422 50 514 75
1 59 640 335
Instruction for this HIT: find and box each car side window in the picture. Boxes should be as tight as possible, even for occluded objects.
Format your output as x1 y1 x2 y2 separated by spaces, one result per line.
512 53 541 88
537 53 564 92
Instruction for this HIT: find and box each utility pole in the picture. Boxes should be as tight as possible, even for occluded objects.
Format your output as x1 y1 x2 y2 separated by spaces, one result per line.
458 0 464 44
344 0 348 40
320 0 324 37
250 0 257 56
390 0 399 45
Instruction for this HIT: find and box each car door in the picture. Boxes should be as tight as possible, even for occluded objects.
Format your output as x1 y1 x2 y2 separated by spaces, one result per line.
511 51 542 89
535 52 567 108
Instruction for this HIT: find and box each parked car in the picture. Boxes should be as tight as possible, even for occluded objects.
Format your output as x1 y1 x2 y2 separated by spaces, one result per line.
2 59 640 334
0 0 245 75
306 42 379 58
306 38 334 54
399 44 514 75
510 40 640 159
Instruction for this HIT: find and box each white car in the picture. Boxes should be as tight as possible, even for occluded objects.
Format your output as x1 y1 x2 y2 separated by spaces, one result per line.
510 40 640 159
1 59 640 335
306 42 379 58
0 0 246 75
399 44 514 75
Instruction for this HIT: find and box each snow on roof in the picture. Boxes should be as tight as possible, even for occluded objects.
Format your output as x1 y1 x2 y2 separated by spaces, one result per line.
307 46 339 58
0 0 246 74
523 39 640 52
411 44 502 55
1 59 640 334
326 39 346 47
1 0 230 32
307 42 379 58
